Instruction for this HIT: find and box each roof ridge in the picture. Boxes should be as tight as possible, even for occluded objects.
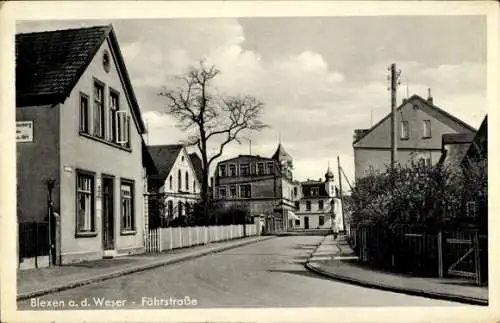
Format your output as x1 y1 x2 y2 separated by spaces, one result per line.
16 24 111 36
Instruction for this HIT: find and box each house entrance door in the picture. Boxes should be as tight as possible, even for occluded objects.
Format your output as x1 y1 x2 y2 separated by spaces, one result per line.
102 177 114 250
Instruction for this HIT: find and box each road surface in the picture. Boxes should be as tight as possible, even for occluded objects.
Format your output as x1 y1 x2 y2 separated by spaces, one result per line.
18 236 459 309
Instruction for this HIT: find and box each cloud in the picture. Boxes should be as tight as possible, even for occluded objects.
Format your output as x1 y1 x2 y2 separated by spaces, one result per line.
16 18 486 184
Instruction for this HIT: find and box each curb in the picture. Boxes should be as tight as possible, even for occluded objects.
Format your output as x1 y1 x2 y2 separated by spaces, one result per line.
304 261 488 306
17 236 274 301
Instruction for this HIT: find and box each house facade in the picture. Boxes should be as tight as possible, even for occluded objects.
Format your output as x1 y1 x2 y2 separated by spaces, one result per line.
16 25 147 267
293 166 344 231
353 93 476 180
146 145 202 226
213 144 296 232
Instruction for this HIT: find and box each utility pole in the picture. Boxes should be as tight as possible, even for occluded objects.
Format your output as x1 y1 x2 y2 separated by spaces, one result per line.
388 63 401 170
337 156 345 233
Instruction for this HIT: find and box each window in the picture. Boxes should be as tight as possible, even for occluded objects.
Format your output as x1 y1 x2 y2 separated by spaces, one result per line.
167 200 173 217
185 202 191 215
293 187 298 197
240 184 251 198
178 201 183 217
185 171 189 191
177 169 181 191
423 120 431 138
319 216 324 226
319 200 324 210
76 172 95 234
266 162 274 175
400 120 409 140
109 91 119 142
306 200 311 211
466 201 476 217
193 180 196 193
219 186 227 199
79 93 90 134
311 187 319 196
257 163 264 175
120 180 134 232
295 201 300 210
115 111 130 147
93 82 105 138
219 164 227 177
240 164 250 176
295 219 300 225
229 164 237 177
169 175 173 191
229 185 237 198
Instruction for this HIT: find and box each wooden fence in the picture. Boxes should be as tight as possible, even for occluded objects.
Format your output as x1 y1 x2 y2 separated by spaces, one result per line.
144 224 259 253
347 224 488 285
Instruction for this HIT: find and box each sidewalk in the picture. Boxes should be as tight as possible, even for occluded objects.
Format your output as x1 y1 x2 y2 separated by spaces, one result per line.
305 235 488 305
17 235 273 301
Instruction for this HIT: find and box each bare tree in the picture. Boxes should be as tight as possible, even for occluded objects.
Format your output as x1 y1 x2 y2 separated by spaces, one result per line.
159 61 267 218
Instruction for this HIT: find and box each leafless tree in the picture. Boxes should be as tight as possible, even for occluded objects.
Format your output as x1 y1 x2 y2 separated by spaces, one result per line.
159 60 267 217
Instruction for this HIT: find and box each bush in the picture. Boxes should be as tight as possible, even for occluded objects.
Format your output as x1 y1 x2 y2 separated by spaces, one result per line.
348 159 487 228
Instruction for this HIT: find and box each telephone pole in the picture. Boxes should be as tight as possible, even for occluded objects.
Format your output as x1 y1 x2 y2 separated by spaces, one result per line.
337 156 345 233
388 63 401 170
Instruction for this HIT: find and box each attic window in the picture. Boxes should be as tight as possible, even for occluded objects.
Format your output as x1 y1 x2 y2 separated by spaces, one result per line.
103 51 110 73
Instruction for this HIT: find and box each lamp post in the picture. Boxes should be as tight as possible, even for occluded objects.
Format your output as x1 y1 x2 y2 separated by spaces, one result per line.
46 179 55 266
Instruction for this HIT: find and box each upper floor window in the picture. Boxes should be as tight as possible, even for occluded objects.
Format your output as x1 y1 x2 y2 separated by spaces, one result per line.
423 120 431 138
319 200 324 210
311 187 319 196
109 91 119 142
177 169 181 191
169 175 173 191
185 171 189 191
240 164 250 176
266 162 274 175
79 93 90 134
306 200 311 211
240 184 251 198
293 187 298 197
219 164 227 177
295 201 300 210
193 180 196 193
257 163 265 175
400 120 409 140
93 82 105 138
229 164 237 177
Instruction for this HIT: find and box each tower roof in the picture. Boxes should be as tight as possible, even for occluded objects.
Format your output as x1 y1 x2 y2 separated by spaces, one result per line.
325 163 334 180
272 144 293 162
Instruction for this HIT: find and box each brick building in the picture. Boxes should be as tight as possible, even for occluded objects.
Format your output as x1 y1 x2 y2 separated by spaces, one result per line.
213 144 296 232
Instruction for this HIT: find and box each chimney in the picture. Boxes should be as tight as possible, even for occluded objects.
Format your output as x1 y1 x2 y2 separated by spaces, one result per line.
353 129 370 142
427 88 433 104
402 98 408 104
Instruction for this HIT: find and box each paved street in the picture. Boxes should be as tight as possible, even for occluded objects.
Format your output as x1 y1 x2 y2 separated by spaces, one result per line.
18 236 460 310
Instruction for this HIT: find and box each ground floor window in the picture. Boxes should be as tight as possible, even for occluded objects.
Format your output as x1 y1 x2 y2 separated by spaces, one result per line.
295 219 300 225
76 171 96 234
167 200 173 218
319 216 324 226
178 201 183 217
120 180 135 232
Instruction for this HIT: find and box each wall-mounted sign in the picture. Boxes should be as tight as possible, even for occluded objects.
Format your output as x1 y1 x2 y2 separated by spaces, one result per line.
16 121 33 142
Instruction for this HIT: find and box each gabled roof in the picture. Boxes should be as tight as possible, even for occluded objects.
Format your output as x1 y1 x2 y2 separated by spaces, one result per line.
16 25 146 133
189 153 203 184
353 95 476 145
464 115 487 162
147 145 183 181
272 144 293 162
142 139 158 175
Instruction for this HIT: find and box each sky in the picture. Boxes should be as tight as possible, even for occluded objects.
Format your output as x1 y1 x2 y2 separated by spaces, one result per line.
17 16 487 189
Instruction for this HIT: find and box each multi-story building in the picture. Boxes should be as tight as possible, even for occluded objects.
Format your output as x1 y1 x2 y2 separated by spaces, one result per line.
353 93 476 180
293 165 344 231
16 25 147 267
213 144 296 232
146 145 202 226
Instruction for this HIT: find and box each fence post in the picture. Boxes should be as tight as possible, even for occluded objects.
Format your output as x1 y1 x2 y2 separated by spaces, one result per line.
473 231 482 285
437 231 444 278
